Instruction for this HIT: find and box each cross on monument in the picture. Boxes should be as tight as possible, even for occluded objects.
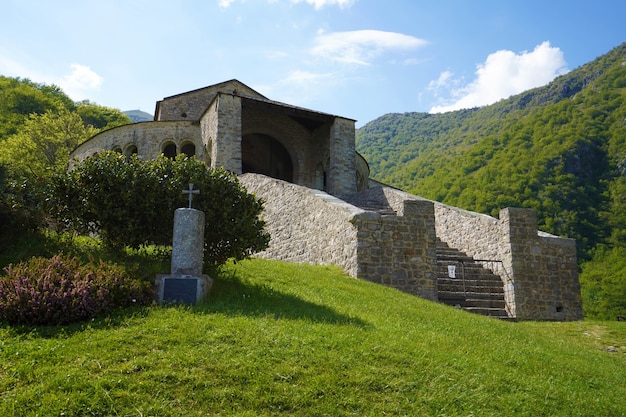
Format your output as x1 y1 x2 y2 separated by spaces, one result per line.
182 183 200 208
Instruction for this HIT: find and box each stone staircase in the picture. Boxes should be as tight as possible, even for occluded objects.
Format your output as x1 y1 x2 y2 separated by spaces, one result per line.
436 240 510 319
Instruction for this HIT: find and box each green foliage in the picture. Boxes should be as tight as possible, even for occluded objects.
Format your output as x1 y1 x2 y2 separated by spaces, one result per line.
49 152 270 267
357 43 626 253
357 43 626 317
0 76 74 140
580 246 626 320
75 100 132 129
1 258 626 415
0 108 98 178
0 165 44 250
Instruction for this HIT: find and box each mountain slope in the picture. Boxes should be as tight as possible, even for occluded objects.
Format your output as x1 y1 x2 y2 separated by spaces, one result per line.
357 42 626 260
123 109 153 122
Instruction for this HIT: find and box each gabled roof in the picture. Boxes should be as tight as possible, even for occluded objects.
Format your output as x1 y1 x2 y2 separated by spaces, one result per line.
154 79 269 121
161 79 267 101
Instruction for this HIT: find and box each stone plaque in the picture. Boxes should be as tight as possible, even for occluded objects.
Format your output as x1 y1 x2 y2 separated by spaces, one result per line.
162 278 197 304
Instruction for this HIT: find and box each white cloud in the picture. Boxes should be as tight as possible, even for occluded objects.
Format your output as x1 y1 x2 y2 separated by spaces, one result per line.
259 70 335 105
312 30 428 65
217 0 236 7
429 41 568 113
290 0 356 9
58 64 104 101
0 56 103 102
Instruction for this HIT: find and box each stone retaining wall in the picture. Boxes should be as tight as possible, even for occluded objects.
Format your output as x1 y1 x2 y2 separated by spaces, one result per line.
240 174 362 277
240 175 438 300
434 204 582 320
500 208 582 320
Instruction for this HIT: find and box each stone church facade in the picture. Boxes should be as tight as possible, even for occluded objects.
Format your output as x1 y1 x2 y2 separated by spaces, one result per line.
70 80 583 321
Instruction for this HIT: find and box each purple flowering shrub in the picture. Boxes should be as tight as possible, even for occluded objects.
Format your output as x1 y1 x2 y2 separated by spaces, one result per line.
0 255 153 325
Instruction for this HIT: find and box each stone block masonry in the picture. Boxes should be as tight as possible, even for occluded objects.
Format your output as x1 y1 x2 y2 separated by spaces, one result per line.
240 174 362 277
501 208 582 320
242 174 582 320
434 203 582 320
240 174 438 301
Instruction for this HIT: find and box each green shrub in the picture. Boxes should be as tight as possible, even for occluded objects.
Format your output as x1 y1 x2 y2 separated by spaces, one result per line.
0 165 44 250
0 255 153 325
48 152 270 268
580 245 626 319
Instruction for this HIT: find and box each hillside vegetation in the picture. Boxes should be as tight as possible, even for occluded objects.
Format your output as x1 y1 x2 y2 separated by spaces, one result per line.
357 43 626 318
1 256 625 416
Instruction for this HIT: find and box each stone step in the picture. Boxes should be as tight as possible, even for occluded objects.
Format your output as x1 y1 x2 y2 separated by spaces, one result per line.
463 306 509 318
438 289 505 298
437 280 504 295
436 239 510 319
436 254 470 260
464 298 506 309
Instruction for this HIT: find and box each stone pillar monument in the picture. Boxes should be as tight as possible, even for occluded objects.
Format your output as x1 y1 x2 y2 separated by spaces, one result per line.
155 184 213 304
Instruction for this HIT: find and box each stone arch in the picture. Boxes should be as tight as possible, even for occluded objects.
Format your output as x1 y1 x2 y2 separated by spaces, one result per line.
161 140 177 158
124 144 138 157
242 134 294 183
180 141 196 158
112 146 122 154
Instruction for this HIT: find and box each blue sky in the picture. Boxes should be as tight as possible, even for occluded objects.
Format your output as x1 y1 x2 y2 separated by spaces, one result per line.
1 0 624 126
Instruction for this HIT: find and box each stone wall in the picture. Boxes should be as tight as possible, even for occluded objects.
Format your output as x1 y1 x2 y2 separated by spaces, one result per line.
202 94 243 173
351 199 438 301
500 208 582 320
239 174 362 277
156 80 265 122
328 117 357 197
241 176 438 301
69 121 201 167
433 203 582 320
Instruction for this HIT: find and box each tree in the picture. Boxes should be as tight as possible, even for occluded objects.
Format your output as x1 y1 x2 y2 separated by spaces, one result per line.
0 76 74 140
76 101 132 129
0 108 97 178
49 153 270 268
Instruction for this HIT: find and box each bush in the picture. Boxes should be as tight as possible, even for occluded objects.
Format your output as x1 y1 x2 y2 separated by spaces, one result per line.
580 245 626 320
0 166 44 250
0 255 153 325
48 153 270 268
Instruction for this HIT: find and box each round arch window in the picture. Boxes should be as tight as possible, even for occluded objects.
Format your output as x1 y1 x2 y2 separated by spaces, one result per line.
181 142 196 158
124 144 138 157
162 142 177 159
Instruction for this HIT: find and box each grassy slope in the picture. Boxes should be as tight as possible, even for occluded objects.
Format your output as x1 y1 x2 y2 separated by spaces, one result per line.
1 258 625 416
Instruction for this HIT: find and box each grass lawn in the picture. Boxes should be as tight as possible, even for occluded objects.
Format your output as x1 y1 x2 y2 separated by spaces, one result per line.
1 256 625 416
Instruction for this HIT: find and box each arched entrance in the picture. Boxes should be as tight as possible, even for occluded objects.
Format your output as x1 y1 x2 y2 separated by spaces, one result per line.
242 134 293 182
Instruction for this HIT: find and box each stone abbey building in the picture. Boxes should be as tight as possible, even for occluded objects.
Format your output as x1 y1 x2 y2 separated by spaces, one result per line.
71 80 583 321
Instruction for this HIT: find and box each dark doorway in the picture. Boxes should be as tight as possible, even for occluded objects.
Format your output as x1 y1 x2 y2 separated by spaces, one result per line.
242 134 293 182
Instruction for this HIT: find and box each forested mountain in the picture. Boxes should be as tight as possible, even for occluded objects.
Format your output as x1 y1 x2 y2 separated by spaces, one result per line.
357 43 626 261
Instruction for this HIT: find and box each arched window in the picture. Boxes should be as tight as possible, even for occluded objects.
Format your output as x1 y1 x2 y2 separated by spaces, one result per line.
124 144 138 157
162 141 177 159
181 142 196 158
